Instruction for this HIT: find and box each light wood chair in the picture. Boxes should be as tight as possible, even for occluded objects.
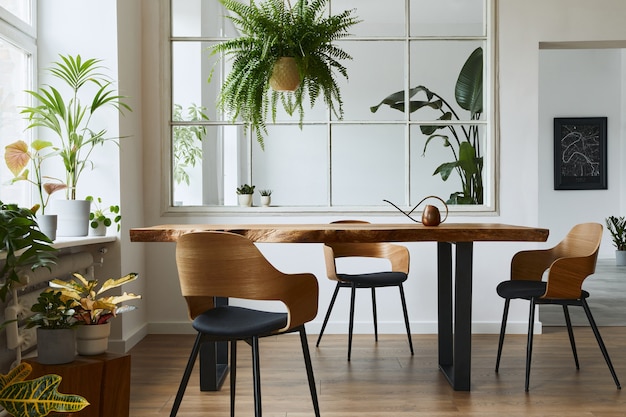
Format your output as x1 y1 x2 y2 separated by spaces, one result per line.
495 222 621 391
316 220 414 360
171 231 320 417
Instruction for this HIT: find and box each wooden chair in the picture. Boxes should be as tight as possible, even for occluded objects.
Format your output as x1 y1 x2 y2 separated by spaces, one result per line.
495 223 621 391
315 220 414 360
171 231 320 417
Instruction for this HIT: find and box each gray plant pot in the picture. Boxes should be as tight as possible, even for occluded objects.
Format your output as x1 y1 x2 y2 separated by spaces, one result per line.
616 250 626 267
49 199 90 237
36 328 76 365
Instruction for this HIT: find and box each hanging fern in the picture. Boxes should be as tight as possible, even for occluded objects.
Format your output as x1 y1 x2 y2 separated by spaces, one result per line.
210 0 360 149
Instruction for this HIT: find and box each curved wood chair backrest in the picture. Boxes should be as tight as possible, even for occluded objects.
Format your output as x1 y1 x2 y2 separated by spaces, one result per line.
323 220 410 281
175 231 319 332
510 223 602 299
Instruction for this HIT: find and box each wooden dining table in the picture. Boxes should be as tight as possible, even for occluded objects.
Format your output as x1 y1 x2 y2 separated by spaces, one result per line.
130 222 549 391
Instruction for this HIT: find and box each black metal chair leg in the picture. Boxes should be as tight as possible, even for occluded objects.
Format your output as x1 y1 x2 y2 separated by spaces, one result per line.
316 283 341 347
170 333 203 417
582 299 621 389
399 284 414 355
230 340 237 417
371 287 378 342
251 337 262 417
525 298 536 392
299 327 321 417
495 298 510 373
562 305 580 369
348 283 356 361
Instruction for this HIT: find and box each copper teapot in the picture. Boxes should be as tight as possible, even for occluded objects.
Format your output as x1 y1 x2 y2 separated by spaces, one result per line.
383 195 449 226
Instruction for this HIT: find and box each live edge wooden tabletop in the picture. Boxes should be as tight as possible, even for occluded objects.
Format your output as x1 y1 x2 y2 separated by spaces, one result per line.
129 223 549 244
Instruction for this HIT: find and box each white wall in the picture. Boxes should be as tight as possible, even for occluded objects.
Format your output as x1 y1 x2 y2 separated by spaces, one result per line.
130 0 626 342
539 48 624 258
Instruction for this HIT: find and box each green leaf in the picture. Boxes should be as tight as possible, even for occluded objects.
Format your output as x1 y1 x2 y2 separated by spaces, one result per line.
455 47 483 115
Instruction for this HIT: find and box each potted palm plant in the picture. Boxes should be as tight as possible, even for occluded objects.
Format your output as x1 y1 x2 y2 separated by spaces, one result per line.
371 47 484 205
606 215 626 266
0 201 57 302
49 272 141 355
0 362 89 416
20 54 131 236
210 0 360 148
4 139 67 240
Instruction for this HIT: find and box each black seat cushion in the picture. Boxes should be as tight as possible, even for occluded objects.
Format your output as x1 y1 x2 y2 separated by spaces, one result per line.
497 280 589 301
192 306 288 338
337 271 408 287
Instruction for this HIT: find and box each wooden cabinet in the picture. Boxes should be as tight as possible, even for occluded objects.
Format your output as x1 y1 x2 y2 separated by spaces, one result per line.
25 353 130 417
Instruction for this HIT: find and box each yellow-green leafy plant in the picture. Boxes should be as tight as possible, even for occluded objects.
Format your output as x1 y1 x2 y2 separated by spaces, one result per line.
49 272 140 325
0 362 89 417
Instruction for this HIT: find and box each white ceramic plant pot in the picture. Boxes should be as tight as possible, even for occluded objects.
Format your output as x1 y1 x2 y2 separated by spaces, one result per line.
76 322 111 355
89 223 107 236
50 199 90 237
616 250 626 267
261 195 271 207
36 214 58 241
238 194 253 207
37 328 76 364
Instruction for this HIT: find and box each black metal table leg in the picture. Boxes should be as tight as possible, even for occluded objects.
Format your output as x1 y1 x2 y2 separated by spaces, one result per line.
437 241 473 391
199 297 229 391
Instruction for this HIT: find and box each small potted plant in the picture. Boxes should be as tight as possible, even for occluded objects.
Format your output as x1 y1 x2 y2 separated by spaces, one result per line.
236 184 255 207
86 196 121 236
259 189 272 207
605 215 626 266
24 290 77 364
21 54 131 237
0 362 89 416
4 139 67 240
0 201 57 302
49 272 141 355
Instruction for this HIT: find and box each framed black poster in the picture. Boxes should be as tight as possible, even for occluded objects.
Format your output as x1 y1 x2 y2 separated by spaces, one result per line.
554 117 607 190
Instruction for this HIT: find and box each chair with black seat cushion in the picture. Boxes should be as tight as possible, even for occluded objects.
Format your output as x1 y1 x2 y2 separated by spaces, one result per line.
170 231 320 417
495 222 621 391
315 220 414 361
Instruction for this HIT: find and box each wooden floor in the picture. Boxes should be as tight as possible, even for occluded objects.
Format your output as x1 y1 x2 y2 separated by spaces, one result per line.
129 327 626 416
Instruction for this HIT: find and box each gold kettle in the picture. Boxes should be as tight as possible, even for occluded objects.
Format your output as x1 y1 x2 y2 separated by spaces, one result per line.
416 195 449 226
383 195 449 226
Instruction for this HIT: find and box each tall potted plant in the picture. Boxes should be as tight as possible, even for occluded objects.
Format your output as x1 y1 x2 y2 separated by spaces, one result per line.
0 201 57 302
371 47 484 205
210 0 359 148
4 139 67 240
20 54 131 236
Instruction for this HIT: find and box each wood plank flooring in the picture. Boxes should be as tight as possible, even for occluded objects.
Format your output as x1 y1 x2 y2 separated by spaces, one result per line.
129 327 626 416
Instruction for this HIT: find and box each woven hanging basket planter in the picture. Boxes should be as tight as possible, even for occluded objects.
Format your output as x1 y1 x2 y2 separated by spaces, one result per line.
269 57 300 92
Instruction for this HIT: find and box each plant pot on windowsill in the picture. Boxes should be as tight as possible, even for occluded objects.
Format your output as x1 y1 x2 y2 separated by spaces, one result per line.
50 199 91 237
616 250 626 267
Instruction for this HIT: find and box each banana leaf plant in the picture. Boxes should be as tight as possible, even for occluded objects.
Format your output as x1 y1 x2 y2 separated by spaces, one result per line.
0 362 89 416
370 47 484 205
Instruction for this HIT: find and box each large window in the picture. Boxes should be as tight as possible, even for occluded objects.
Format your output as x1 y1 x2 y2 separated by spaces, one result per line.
0 1 36 206
169 0 494 213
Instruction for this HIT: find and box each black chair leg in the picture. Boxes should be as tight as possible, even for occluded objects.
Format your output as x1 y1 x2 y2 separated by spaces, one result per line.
348 283 356 361
230 340 237 417
251 336 262 417
299 326 321 417
316 282 341 347
562 305 580 369
582 299 621 389
371 287 378 342
399 284 414 355
170 332 203 417
525 298 536 392
495 298 510 372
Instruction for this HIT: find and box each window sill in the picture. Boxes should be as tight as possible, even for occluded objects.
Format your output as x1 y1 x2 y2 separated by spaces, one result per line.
0 236 117 260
